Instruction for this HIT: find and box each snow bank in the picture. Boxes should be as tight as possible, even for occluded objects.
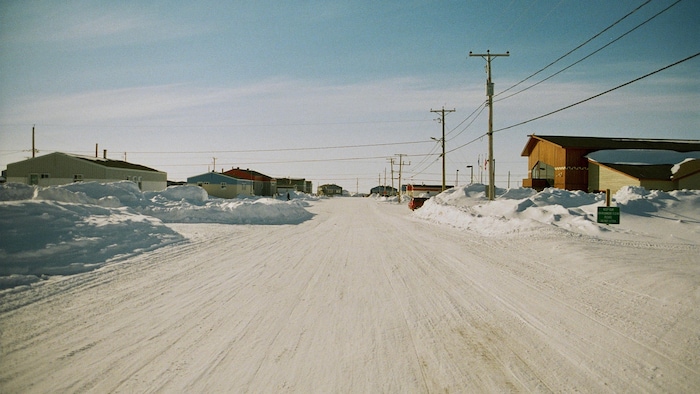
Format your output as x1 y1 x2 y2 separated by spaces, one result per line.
0 182 314 287
413 184 700 242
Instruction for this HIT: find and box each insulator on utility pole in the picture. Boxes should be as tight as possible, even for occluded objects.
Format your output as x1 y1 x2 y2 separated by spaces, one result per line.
469 50 509 200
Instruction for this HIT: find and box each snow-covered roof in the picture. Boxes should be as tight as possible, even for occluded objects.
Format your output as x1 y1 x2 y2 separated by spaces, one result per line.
586 150 700 166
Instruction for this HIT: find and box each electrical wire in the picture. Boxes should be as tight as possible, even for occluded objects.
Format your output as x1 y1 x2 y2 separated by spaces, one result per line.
496 0 654 99
494 51 700 133
496 0 683 103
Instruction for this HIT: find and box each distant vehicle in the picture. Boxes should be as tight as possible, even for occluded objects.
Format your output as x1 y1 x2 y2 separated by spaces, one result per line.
408 197 428 210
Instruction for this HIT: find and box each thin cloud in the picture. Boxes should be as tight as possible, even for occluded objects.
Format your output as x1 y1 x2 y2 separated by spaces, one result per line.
1 2 209 48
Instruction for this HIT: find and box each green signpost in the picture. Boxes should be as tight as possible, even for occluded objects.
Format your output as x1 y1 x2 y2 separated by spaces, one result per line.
597 206 620 224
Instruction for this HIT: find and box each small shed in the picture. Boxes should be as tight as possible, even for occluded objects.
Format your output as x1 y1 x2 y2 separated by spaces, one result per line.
5 152 167 191
187 172 253 198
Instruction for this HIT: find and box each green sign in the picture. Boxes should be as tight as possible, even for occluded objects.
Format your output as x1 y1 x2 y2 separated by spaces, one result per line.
597 206 620 224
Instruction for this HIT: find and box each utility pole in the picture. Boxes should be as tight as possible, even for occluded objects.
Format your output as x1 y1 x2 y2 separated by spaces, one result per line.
396 154 411 204
387 157 395 194
430 106 455 191
212 157 217 172
31 125 38 158
470 50 509 200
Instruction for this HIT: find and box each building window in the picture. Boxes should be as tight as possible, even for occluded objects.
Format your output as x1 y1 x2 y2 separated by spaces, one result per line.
41 173 50 179
221 182 227 189
73 174 83 182
532 161 554 181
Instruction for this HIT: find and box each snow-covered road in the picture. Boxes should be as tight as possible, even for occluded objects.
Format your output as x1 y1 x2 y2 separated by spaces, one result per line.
1 197 699 392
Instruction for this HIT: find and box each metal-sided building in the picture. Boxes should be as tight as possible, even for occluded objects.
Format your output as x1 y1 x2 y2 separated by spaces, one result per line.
5 152 167 191
187 172 253 198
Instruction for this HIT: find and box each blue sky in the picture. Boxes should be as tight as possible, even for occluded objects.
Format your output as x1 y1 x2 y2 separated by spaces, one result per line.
1 0 698 193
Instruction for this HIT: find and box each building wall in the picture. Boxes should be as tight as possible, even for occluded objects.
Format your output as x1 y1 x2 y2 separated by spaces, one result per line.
187 172 253 198
594 164 640 194
526 139 570 189
677 173 700 189
6 153 167 191
561 148 590 191
640 180 674 192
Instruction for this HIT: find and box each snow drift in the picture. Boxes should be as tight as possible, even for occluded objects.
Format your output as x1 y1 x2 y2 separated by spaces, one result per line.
0 182 314 288
413 184 700 243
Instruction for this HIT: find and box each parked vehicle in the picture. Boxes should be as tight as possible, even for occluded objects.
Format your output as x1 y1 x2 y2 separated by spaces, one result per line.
408 197 428 210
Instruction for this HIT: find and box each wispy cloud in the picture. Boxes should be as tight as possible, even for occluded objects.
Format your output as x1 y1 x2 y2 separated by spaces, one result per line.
1 1 208 48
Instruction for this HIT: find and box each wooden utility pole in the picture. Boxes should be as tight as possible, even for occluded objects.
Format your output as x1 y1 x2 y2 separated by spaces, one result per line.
469 50 509 200
32 125 37 158
387 157 395 194
430 106 455 191
396 154 410 203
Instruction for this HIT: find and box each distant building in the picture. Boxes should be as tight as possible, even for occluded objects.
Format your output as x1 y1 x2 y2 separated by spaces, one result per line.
317 184 343 196
187 172 253 198
370 185 397 196
5 152 167 191
223 168 277 196
276 178 312 195
405 184 451 197
521 135 700 192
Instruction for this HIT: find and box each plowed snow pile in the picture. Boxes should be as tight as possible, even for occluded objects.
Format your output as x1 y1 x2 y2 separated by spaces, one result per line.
414 183 700 244
0 181 313 288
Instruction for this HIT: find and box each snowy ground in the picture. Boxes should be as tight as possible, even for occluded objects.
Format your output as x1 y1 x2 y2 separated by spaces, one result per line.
1 182 699 392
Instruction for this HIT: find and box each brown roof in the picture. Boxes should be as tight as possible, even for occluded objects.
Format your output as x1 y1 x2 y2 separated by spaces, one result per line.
222 168 273 181
70 153 163 173
522 135 700 156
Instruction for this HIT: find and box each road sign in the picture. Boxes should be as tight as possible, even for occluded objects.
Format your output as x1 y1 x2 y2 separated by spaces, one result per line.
597 206 620 224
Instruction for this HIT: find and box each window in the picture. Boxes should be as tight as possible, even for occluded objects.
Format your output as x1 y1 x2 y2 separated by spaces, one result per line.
41 173 50 179
531 161 554 180
73 174 83 182
221 182 227 189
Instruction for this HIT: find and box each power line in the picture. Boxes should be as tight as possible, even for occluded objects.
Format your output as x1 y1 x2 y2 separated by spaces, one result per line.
91 140 434 155
494 51 700 133
496 0 654 99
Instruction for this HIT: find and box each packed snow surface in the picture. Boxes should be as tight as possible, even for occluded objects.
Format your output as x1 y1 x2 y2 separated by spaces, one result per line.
1 182 699 392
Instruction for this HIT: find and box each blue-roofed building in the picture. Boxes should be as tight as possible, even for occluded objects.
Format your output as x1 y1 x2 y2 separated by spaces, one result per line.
187 172 253 198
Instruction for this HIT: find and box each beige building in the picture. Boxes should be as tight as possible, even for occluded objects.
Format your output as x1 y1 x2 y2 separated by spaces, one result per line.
589 159 700 194
5 152 167 191
187 172 253 198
